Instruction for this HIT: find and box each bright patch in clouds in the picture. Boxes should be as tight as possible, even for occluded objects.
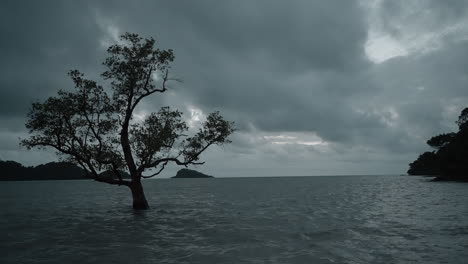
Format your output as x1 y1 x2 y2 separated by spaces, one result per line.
94 11 121 48
186 105 205 128
379 107 399 128
263 133 328 147
133 110 148 122
363 0 468 64
365 34 408 63
354 106 400 128
151 72 159 81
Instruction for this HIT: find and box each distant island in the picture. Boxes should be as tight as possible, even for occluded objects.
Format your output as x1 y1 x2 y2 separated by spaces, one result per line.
172 169 214 178
0 160 87 181
0 160 130 181
0 161 212 181
408 107 468 181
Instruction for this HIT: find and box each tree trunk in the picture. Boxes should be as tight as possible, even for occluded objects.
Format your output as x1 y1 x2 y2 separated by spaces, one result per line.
130 180 149 210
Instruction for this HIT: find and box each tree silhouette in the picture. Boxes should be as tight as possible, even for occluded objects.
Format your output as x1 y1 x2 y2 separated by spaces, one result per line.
426 133 456 150
407 152 440 176
456 107 468 130
21 33 235 209
408 107 468 181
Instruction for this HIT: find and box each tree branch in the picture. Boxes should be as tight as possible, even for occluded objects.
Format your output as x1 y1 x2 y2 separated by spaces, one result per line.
141 160 168 178
130 69 170 113
94 175 130 186
27 141 129 186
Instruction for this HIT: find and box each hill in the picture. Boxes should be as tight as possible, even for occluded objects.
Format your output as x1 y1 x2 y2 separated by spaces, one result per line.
171 169 213 178
0 160 88 181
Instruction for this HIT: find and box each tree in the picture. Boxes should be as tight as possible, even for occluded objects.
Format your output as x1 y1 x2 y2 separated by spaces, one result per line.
456 107 468 130
407 151 440 176
426 133 456 150
408 107 468 180
21 33 235 209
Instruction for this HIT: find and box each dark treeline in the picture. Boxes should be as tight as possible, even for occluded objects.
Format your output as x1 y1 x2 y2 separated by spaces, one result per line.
408 107 468 181
0 160 130 181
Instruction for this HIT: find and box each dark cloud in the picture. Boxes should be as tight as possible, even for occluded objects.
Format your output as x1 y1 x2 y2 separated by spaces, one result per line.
0 1 106 118
1 0 468 175
91 0 377 144
379 0 468 36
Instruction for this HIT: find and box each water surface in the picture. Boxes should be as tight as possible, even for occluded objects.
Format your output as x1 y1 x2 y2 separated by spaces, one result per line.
1 176 467 263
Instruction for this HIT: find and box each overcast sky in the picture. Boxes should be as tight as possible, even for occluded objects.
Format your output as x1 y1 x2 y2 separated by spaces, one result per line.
1 0 468 177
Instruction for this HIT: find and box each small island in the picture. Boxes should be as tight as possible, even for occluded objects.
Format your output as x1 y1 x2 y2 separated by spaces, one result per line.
171 169 214 178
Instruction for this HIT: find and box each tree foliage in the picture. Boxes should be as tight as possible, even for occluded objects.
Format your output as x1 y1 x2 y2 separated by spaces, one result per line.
408 107 468 180
407 152 440 176
21 33 235 190
456 107 468 130
426 133 456 150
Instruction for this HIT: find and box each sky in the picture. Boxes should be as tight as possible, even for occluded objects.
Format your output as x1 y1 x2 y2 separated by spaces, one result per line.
1 0 468 177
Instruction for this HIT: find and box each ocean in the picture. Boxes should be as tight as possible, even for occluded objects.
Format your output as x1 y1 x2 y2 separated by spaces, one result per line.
1 176 467 263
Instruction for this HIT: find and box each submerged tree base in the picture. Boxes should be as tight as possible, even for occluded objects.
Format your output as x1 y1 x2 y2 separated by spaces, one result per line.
131 181 150 210
133 199 150 210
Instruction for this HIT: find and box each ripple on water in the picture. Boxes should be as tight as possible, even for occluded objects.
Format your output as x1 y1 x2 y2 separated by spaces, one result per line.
1 176 468 264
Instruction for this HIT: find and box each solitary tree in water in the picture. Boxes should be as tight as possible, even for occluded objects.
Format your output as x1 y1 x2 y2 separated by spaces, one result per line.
21 33 234 209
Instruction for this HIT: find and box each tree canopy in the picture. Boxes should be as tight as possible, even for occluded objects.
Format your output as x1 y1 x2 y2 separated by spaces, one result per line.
21 33 235 209
408 107 468 181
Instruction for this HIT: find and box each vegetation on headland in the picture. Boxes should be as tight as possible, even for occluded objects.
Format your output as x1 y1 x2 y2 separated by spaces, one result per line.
0 160 131 181
0 160 86 181
408 107 468 181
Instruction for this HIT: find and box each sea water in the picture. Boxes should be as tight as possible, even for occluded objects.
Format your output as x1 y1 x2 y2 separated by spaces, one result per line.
1 176 467 263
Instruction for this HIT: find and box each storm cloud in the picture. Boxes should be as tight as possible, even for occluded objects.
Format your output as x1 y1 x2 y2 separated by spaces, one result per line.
1 0 468 176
